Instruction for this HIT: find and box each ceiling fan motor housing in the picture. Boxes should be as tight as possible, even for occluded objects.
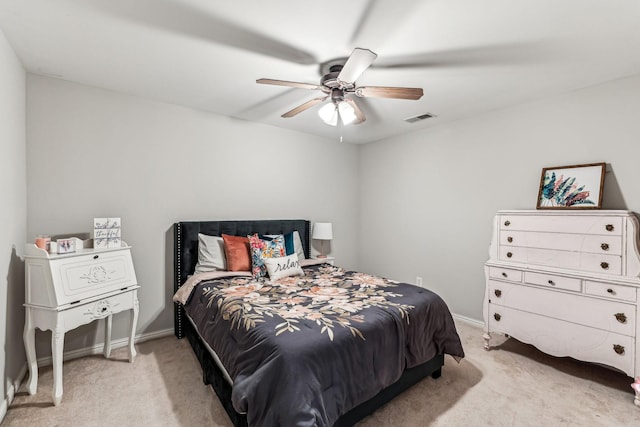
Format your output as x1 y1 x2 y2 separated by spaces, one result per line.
321 65 344 90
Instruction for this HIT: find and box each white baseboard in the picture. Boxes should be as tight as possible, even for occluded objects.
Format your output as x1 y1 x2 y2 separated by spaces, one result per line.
36 328 174 366
0 328 173 424
0 364 28 424
452 313 484 328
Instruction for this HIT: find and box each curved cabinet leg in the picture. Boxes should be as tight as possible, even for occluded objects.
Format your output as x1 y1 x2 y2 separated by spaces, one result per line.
483 332 491 350
128 296 139 363
23 313 38 395
103 315 113 358
52 327 65 406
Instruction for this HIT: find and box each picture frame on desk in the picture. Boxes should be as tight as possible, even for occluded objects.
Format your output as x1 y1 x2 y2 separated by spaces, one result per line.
536 162 605 209
56 238 76 254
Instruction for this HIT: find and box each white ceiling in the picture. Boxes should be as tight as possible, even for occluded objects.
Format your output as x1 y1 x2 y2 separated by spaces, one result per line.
1 0 639 144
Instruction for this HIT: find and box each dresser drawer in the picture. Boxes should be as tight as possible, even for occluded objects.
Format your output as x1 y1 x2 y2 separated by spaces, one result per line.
488 280 635 336
486 305 634 376
585 281 637 303
499 214 623 235
488 266 522 283
523 271 582 292
499 246 622 275
499 230 622 256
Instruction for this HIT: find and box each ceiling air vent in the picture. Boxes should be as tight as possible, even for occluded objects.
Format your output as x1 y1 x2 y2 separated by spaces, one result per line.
405 113 436 123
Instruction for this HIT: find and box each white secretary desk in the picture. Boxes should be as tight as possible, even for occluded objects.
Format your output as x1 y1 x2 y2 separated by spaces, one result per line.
23 239 139 405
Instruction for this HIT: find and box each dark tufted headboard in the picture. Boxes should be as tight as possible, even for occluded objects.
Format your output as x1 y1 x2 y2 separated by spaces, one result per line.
173 219 311 338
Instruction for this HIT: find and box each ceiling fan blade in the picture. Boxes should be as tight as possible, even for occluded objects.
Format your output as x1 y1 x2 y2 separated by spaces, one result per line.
281 96 328 118
355 86 423 100
344 98 366 124
90 1 316 65
349 1 420 49
337 48 378 85
257 78 322 91
372 42 548 69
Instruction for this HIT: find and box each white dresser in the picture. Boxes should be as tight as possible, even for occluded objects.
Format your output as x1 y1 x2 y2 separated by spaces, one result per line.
23 240 139 405
483 210 640 406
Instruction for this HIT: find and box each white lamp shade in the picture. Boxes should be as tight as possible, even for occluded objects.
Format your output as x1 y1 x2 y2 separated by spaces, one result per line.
318 102 356 126
312 222 333 240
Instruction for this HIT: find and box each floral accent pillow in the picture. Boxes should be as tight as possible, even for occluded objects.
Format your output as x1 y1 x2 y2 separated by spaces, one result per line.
248 233 285 278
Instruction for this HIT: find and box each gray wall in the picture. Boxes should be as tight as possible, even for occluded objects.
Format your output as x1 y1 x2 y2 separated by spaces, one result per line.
0 28 26 413
26 75 360 354
358 73 640 322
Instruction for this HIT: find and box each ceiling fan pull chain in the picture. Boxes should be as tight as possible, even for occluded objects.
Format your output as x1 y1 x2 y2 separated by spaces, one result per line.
337 105 344 143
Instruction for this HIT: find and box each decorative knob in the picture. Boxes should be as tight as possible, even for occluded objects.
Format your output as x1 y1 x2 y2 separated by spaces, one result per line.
506 252 513 258
601 243 609 251
548 280 556 286
613 344 625 355
601 262 609 270
494 289 502 297
607 288 615 294
507 236 513 243
615 313 627 324
93 255 99 259
501 272 508 278
504 220 511 226
606 224 614 232
494 313 502 321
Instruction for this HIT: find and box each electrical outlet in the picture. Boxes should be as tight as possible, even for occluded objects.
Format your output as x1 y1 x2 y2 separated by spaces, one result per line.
416 276 423 287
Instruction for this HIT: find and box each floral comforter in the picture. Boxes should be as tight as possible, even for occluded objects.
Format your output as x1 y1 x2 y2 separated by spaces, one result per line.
179 263 464 426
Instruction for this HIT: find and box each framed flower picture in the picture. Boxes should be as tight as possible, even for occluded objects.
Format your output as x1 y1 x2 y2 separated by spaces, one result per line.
537 162 605 209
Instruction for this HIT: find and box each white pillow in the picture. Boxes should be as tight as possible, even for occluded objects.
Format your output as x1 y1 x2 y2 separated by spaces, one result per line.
194 233 227 273
292 230 306 260
265 254 304 280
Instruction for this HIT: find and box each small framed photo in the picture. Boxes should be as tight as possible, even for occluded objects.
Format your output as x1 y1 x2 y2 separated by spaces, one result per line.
537 162 606 209
57 238 77 254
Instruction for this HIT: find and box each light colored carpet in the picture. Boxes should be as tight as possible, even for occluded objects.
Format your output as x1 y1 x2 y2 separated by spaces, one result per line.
4 321 639 426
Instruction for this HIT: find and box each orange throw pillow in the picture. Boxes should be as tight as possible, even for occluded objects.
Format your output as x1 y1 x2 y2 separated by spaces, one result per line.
222 234 251 272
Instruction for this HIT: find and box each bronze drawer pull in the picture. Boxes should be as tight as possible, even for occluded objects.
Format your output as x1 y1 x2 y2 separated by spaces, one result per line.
501 272 508 278
504 220 511 226
548 280 555 286
601 243 609 251
607 288 615 294
613 344 625 355
93 255 99 260
615 313 627 324
506 252 513 258
600 262 609 270
494 289 502 297
494 313 501 321
606 224 614 232
507 236 513 243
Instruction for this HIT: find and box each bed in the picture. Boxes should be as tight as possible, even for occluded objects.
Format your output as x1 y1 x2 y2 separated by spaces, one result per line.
173 219 464 426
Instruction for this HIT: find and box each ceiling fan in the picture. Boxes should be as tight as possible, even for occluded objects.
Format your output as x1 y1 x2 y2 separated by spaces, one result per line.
256 48 424 127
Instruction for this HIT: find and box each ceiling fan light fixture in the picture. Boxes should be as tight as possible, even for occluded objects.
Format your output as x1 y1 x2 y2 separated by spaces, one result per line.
318 101 356 126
